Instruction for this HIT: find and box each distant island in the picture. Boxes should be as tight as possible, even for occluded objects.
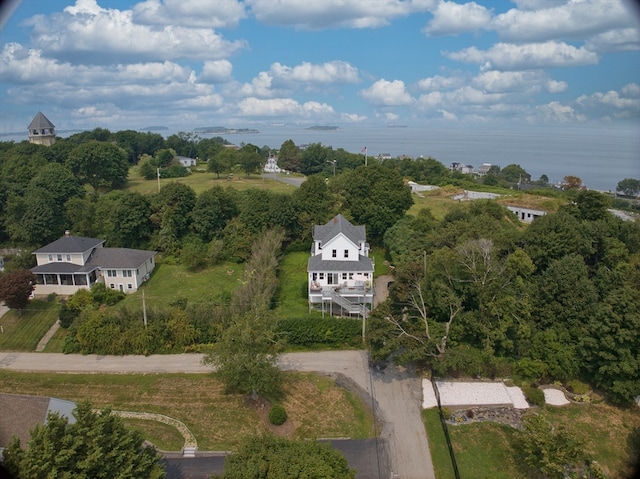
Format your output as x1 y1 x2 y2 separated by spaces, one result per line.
305 125 339 131
194 126 259 134
140 126 168 131
388 125 408 128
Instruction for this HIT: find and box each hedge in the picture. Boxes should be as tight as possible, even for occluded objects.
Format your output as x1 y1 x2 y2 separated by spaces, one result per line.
276 317 361 347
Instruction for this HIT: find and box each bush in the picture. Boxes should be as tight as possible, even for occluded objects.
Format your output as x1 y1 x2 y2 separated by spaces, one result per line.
277 317 361 347
522 386 545 407
269 404 287 425
566 379 590 395
58 304 81 329
514 358 548 382
440 407 452 420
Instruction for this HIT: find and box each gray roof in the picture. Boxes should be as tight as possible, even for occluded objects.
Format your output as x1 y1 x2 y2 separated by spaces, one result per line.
28 111 55 130
33 236 105 255
313 214 366 246
88 247 155 269
31 262 98 274
308 254 373 272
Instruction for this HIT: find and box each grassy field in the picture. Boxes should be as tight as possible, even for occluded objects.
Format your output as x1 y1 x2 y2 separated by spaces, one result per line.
0 300 59 351
119 260 245 310
425 403 640 479
124 168 298 196
0 370 374 452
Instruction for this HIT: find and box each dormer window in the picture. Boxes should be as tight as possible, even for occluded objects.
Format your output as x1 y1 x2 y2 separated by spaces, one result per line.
332 249 337 258
344 249 349 258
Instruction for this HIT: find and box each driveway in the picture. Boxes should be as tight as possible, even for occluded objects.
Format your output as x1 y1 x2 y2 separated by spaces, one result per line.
0 351 435 479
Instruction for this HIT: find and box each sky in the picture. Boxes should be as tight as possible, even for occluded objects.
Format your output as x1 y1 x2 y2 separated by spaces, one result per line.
0 0 639 134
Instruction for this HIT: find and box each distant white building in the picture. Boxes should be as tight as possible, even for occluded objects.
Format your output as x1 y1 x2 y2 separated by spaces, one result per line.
407 181 440 193
452 190 501 201
477 163 493 176
176 156 196 167
449 162 474 174
263 156 282 173
506 206 547 223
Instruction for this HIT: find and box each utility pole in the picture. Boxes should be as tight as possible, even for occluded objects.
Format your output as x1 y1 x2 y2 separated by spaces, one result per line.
142 289 148 329
156 168 161 193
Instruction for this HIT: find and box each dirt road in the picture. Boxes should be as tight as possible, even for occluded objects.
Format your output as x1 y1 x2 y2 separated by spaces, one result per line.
0 350 435 479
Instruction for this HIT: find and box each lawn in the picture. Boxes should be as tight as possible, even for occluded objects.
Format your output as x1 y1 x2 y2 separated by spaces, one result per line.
0 300 59 351
425 403 640 479
119 260 245 310
275 251 316 318
124 168 298 196
0 370 374 452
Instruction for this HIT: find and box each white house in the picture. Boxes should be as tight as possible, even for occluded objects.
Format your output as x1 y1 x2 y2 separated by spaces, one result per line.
31 233 156 297
263 156 282 173
307 215 374 318
176 156 197 167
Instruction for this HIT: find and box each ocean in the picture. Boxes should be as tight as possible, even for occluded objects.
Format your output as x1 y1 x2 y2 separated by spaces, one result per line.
3 124 638 191
210 124 640 192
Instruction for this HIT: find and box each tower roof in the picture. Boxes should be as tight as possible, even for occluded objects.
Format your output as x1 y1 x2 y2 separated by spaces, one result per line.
28 112 55 130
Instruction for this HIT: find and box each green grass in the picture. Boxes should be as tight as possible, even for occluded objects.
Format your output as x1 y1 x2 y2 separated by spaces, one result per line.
425 403 640 479
124 168 298 196
274 251 317 318
119 260 245 310
122 417 186 451
0 300 59 351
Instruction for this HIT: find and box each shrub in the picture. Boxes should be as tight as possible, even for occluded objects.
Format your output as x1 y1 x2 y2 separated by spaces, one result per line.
566 380 590 395
522 386 545 407
513 358 548 382
58 304 81 329
269 404 287 425
277 317 361 347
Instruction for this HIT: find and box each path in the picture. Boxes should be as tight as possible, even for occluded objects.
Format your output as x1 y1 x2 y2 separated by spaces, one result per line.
0 351 435 479
35 321 60 352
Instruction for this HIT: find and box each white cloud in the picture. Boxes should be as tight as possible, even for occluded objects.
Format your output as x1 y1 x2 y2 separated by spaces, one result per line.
236 97 334 117
25 0 246 63
360 79 414 105
234 72 275 98
341 113 368 122
270 61 360 85
533 101 587 123
423 1 492 36
176 94 225 109
491 0 635 43
416 74 466 91
585 28 640 53
247 0 430 29
472 70 546 93
546 80 567 93
576 83 640 118
437 109 458 120
132 0 247 28
200 60 234 83
445 41 599 70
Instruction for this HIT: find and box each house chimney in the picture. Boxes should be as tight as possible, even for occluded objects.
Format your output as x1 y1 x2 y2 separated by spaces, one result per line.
64 230 70 237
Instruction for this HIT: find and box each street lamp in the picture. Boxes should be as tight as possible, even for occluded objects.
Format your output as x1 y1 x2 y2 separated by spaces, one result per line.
327 159 336 176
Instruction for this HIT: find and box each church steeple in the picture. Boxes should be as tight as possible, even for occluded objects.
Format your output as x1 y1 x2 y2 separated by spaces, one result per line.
28 112 56 146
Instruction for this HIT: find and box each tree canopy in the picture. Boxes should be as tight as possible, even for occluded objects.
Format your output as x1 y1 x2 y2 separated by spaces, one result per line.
66 141 130 191
2 401 165 479
0 269 36 310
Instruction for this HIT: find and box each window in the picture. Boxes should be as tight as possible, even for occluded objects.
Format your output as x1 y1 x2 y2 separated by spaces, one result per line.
57 254 62 261
48 254 53 262
348 273 354 279
312 273 317 280
342 273 347 280
109 284 115 289
344 249 349 258
106 270 117 278
319 273 325 280
66 254 71 261
128 284 133 289
332 249 337 258
123 270 132 278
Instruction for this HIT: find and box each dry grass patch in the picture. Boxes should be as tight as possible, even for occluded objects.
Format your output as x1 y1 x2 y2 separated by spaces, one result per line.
0 370 373 452
122 417 186 451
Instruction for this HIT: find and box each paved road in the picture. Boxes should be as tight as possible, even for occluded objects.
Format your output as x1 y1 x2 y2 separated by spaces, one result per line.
0 351 435 479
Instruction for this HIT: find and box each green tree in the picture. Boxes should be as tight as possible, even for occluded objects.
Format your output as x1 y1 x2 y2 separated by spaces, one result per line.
575 189 611 221
500 163 529 183
337 164 413 243
214 435 356 479
107 192 153 248
66 141 130 191
300 142 331 176
0 269 35 311
28 162 85 207
239 144 262 177
278 139 301 172
190 186 239 242
5 189 65 244
207 148 236 178
2 401 165 479
202 311 283 399
616 178 640 197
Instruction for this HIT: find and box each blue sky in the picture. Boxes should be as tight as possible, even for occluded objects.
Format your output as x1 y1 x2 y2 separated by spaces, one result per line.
0 0 639 133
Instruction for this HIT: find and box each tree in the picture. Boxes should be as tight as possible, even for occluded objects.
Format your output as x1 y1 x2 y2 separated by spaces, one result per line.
278 139 301 172
562 175 583 190
191 186 239 242
2 400 165 479
66 141 130 191
239 144 262 177
214 435 356 479
338 164 413 243
575 189 611 221
617 178 640 197
0 269 35 311
500 163 530 183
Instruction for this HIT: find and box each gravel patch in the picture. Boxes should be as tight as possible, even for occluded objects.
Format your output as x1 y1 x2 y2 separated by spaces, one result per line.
422 380 530 410
543 388 570 406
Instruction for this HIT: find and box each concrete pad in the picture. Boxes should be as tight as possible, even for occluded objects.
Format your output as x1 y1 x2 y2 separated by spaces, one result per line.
543 388 570 406
422 380 530 409
422 379 437 409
